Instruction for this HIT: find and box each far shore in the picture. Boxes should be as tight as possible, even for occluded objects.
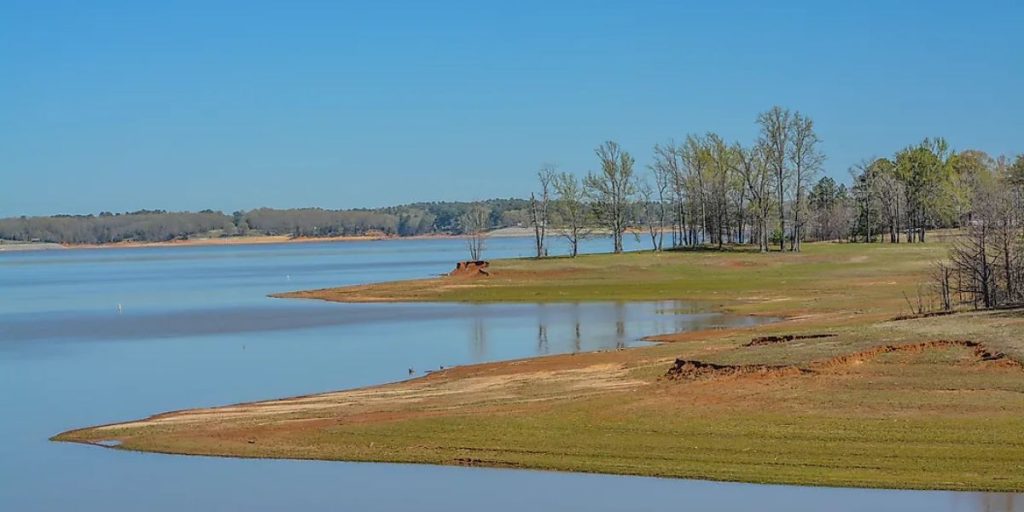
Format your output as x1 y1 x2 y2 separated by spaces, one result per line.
0 227 545 252
64 234 402 250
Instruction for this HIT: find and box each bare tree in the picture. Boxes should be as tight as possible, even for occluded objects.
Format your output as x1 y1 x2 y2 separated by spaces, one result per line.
460 203 490 260
737 143 773 252
951 215 997 308
992 180 1022 304
529 166 555 258
637 180 660 250
788 112 824 252
585 141 636 254
552 172 591 257
949 174 1002 308
639 158 672 251
867 158 903 243
729 148 749 244
680 135 711 244
706 134 736 248
652 141 686 247
651 156 671 250
943 155 1024 309
758 106 792 251
932 261 954 312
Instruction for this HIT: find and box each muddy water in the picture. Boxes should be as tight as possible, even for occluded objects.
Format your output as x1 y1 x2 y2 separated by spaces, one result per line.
0 237 1020 511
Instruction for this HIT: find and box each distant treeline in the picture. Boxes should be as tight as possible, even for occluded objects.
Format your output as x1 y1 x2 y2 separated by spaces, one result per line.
0 200 532 244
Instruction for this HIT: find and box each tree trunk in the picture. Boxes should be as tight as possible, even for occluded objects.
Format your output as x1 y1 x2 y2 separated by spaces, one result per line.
530 193 543 258
1003 234 1015 301
778 180 785 251
894 198 901 243
791 191 800 252
866 202 872 243
761 216 769 252
737 192 746 245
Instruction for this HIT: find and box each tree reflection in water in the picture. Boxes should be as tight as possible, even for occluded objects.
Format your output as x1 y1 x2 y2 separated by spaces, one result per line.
963 492 1021 512
457 301 776 364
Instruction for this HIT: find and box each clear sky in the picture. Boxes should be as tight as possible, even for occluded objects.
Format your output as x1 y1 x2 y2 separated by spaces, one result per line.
2 1 1021 217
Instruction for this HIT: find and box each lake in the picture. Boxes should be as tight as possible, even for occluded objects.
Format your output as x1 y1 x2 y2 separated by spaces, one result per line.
1 236 1020 511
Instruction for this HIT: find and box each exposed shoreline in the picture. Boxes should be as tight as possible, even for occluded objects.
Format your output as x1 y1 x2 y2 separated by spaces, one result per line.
53 244 1024 491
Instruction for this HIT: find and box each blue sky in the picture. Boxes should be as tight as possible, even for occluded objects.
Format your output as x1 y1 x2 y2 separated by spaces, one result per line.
2 1 1022 217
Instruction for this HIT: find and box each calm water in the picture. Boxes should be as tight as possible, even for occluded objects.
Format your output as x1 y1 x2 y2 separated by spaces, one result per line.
0 237 1019 511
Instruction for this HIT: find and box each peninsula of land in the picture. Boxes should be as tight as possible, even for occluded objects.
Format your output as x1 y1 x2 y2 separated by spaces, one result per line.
55 242 1024 491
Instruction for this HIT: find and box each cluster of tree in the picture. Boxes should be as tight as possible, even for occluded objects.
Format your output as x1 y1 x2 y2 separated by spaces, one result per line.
525 106 828 258
0 210 236 244
849 138 971 243
847 141 1024 312
932 155 1024 310
0 199 533 244
379 199 532 235
241 208 400 237
520 108 1022 274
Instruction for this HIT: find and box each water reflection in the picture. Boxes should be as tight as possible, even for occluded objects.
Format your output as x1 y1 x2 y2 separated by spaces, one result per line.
963 493 1021 512
430 300 771 366
0 300 768 368
537 322 549 354
471 315 487 360
615 301 626 348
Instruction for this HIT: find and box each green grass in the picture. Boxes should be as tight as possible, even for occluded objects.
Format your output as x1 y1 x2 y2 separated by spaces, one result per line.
55 240 1024 491
286 242 947 319
305 410 1024 491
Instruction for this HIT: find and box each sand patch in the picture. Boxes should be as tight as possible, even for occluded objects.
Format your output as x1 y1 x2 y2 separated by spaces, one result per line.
96 363 646 431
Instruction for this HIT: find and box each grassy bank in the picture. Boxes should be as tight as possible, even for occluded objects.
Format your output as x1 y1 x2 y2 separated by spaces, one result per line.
55 242 1024 491
277 243 940 316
